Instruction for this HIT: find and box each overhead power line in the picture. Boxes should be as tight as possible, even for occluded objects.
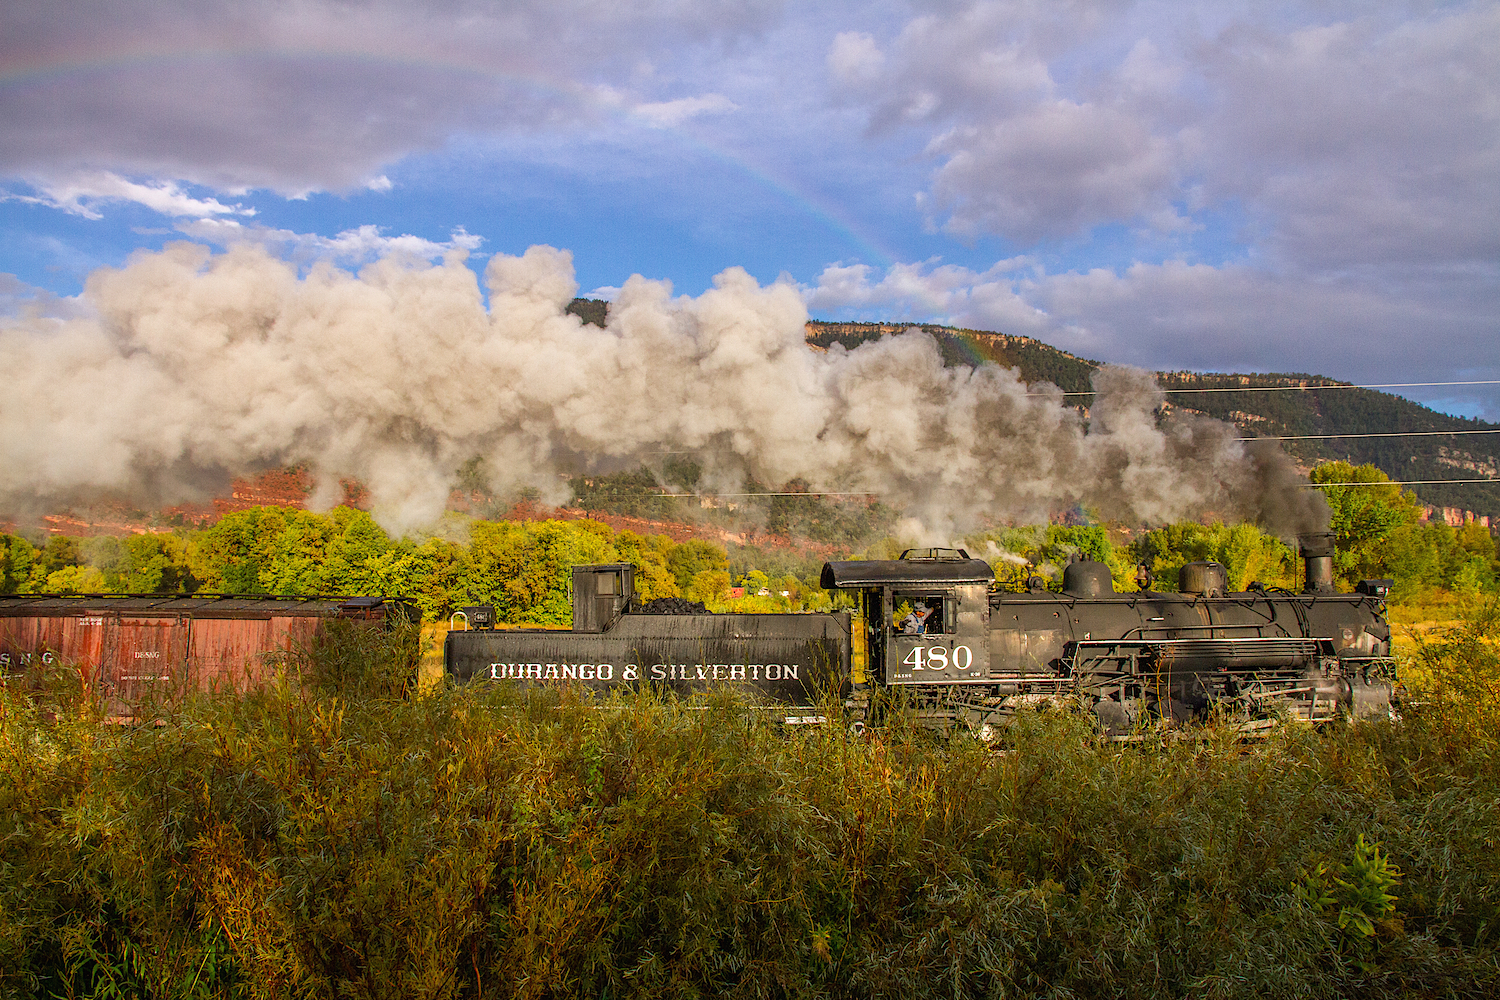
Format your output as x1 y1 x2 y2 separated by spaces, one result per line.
638 483 1500 497
1240 429 1500 441
1036 378 1500 398
1303 479 1499 487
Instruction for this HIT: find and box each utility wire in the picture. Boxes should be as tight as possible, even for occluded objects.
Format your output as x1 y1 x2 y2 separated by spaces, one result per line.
1036 378 1500 398
1240 429 1500 441
638 482 1500 496
1302 479 1499 487
655 492 878 497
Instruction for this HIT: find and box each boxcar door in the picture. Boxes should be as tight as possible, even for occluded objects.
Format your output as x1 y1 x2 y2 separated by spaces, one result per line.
101 616 189 717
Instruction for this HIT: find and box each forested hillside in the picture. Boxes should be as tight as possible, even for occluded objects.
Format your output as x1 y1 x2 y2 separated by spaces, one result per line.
805 317 1500 522
572 299 1498 521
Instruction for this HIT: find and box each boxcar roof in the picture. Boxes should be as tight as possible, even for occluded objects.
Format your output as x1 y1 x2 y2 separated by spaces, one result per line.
0 593 382 618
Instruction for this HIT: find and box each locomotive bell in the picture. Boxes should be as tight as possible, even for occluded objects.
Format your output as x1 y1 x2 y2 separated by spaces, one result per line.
1063 560 1115 597
1178 561 1228 597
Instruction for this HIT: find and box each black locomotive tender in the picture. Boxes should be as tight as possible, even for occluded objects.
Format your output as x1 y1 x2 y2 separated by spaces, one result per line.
444 532 1396 732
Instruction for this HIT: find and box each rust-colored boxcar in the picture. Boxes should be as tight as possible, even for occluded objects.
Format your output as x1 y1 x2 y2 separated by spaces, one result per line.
0 594 410 716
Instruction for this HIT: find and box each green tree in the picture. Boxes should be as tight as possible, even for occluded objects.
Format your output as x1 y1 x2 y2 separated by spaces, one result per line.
121 534 194 592
365 537 469 621
667 539 729 594
191 508 279 593
320 507 394 595
612 530 681 601
255 511 337 594
1136 523 1297 592
0 534 36 594
467 519 618 625
687 569 731 606
39 536 80 575
41 564 107 594
1310 462 1422 584
1379 522 1490 598
1457 522 1497 561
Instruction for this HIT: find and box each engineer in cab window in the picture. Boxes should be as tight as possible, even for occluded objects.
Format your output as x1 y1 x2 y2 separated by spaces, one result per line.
899 600 939 635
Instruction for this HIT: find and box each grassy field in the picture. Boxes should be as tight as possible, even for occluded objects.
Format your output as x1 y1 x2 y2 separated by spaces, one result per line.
3 611 1499 999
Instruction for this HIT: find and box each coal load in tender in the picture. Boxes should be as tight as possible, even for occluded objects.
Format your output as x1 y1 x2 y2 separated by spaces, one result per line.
637 597 710 614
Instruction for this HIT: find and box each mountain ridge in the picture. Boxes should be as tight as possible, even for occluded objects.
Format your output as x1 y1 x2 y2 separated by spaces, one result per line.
803 316 1499 522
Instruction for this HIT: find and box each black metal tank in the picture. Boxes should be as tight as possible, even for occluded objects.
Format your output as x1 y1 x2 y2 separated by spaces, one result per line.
444 564 850 712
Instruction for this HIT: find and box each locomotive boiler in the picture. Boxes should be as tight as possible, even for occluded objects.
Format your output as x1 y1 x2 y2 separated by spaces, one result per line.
444 532 1397 732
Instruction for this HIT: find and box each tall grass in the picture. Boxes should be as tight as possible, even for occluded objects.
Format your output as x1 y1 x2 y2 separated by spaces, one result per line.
3 614 1498 999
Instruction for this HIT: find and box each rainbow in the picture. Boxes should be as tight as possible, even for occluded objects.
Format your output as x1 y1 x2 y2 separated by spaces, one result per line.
0 43 901 272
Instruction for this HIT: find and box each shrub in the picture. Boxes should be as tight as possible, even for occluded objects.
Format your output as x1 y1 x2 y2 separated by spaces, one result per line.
3 607 1499 999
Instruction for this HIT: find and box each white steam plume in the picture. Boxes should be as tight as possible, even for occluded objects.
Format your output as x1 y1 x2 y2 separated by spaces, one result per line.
0 242 1328 539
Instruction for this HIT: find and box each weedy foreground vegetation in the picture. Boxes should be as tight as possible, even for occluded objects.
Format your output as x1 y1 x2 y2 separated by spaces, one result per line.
4 609 1500 1000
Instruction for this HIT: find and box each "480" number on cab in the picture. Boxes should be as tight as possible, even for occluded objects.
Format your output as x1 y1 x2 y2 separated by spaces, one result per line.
901 645 975 671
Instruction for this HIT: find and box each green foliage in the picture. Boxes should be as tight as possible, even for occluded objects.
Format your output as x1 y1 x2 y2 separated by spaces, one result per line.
686 568 731 606
610 530 679 601
6 603 1500 998
0 533 36 594
564 296 609 328
1311 462 1423 584
1298 835 1402 969
569 467 692 521
466 519 619 626
1135 522 1298 592
295 617 421 701
763 479 897 544
39 536 81 575
665 538 728 594
964 524 1140 592
40 564 108 594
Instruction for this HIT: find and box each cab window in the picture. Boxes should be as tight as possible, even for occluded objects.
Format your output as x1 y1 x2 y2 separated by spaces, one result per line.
894 593 944 635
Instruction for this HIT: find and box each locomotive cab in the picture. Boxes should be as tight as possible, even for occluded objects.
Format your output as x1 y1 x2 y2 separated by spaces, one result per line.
821 548 993 687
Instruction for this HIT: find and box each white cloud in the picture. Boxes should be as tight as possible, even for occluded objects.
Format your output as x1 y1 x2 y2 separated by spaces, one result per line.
2 0 1495 424
175 220 484 262
1198 4 1500 271
18 172 255 220
827 31 885 86
809 0 1494 272
922 99 1175 241
0 272 85 321
805 252 1500 417
804 256 1070 344
632 93 738 127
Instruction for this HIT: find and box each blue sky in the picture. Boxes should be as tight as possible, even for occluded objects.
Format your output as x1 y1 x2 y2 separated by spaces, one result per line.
2 0 1497 417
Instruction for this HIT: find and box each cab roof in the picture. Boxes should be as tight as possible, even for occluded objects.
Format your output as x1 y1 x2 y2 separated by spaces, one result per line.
821 552 994 589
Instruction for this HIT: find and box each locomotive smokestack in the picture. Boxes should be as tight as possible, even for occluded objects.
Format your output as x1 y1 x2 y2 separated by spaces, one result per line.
1299 532 1336 593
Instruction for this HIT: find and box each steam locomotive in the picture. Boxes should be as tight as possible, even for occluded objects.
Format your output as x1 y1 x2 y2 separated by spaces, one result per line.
444 531 1396 732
